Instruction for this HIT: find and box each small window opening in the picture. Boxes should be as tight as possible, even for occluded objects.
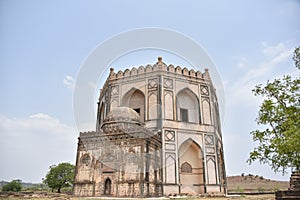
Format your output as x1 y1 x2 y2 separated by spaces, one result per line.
134 108 140 115
180 108 188 122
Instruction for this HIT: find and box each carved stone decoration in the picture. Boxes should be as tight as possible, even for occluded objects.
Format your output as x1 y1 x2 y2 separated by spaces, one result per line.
111 85 119 96
131 67 137 75
148 78 158 89
205 147 215 154
138 66 145 74
168 64 175 72
189 69 195 77
182 68 189 76
205 134 214 145
175 66 182 74
163 78 173 89
181 162 192 173
117 70 123 78
124 69 130 76
164 130 175 142
206 155 215 162
201 85 209 96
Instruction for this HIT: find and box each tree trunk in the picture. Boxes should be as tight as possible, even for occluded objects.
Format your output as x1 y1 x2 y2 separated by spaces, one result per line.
58 187 61 193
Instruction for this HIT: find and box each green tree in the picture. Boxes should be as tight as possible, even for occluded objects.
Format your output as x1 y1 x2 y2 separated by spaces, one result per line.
43 162 75 193
2 180 22 192
248 47 300 174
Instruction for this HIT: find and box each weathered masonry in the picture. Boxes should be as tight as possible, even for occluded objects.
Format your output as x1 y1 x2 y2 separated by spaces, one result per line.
74 57 226 197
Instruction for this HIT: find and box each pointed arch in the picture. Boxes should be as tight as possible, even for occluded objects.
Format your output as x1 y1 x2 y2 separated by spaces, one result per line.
164 91 174 120
121 88 145 121
202 98 211 124
207 157 217 184
176 88 200 123
148 92 157 120
166 154 176 183
179 138 204 194
104 178 112 195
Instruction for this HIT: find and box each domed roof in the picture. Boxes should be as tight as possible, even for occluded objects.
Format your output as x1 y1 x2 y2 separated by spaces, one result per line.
103 107 142 124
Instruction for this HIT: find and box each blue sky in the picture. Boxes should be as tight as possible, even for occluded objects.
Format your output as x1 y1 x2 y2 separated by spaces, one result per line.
0 0 299 183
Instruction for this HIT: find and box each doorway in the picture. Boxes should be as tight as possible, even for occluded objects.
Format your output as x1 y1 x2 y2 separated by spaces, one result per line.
104 178 111 195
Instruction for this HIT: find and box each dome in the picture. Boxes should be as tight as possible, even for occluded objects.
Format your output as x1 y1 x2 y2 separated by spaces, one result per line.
103 107 142 124
101 107 146 135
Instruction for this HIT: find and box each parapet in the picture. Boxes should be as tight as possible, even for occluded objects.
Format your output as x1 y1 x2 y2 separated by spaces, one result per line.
108 57 210 80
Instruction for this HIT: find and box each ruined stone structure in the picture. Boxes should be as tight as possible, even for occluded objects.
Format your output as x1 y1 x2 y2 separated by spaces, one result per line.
74 57 227 197
276 172 300 200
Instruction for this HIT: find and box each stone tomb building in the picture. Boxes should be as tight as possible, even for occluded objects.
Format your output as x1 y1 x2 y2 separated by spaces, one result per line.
74 58 226 197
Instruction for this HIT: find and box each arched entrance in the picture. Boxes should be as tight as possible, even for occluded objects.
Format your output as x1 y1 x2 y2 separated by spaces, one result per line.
179 139 204 194
104 178 111 195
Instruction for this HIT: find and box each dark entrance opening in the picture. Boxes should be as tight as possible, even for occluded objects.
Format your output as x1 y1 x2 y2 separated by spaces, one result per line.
134 108 140 115
104 178 111 195
180 108 188 122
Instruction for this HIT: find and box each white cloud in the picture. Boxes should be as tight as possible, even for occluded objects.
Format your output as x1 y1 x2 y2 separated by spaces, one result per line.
63 75 74 89
0 113 77 183
29 113 53 120
229 41 294 106
237 57 248 69
261 42 287 58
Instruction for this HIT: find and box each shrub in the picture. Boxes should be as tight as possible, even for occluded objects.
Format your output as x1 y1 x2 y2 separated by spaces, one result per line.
2 180 22 192
258 187 265 193
236 186 244 193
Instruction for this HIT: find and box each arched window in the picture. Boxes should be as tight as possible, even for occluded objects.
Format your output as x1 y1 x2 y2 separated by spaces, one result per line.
122 89 145 121
181 162 192 173
176 88 200 123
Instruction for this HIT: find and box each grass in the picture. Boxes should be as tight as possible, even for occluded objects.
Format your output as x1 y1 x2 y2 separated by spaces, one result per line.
0 194 277 200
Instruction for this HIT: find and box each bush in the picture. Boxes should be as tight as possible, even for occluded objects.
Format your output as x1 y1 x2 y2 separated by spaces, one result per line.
2 180 22 192
236 186 244 193
273 185 280 192
258 187 265 193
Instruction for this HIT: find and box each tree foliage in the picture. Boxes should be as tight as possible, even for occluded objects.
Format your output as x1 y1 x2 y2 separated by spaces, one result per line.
43 162 75 193
2 180 22 192
248 47 300 174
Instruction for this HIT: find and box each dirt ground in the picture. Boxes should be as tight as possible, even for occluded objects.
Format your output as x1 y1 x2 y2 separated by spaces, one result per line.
0 193 277 200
